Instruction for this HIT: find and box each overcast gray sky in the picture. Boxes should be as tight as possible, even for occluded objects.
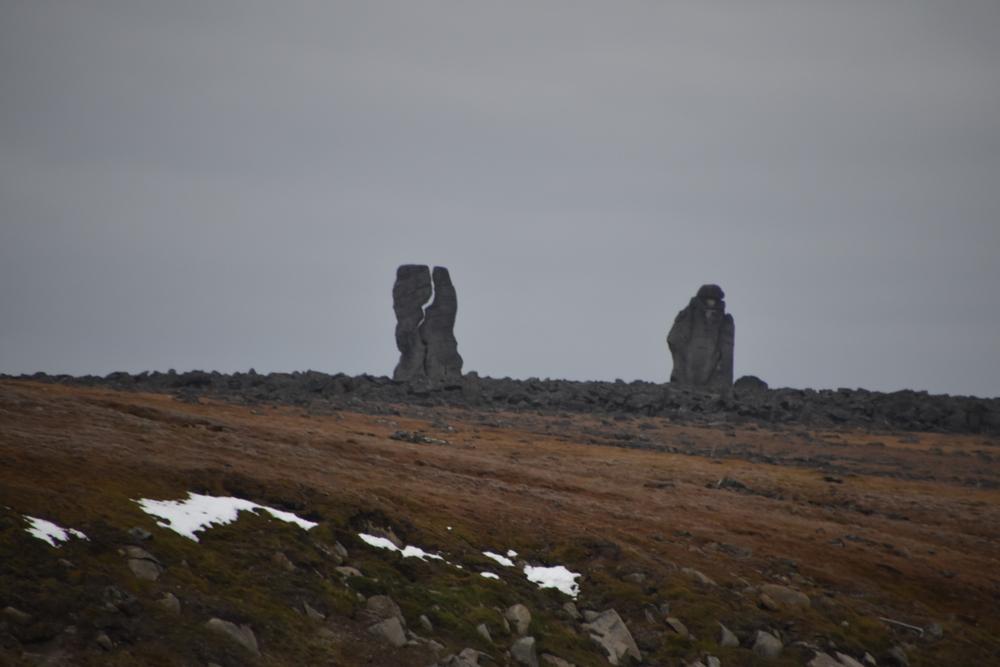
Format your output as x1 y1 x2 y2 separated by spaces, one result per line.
2 1 998 397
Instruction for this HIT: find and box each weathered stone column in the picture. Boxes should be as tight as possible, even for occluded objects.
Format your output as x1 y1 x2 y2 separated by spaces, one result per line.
392 265 433 382
391 264 463 383
667 284 734 390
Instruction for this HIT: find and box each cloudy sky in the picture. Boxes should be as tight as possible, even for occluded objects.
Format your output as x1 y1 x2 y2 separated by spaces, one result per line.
2 1 998 396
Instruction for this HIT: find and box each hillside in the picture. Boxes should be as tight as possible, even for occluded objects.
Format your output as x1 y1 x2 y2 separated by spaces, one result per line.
1 379 998 666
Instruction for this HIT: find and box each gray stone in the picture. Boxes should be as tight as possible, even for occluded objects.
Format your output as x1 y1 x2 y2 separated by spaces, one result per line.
506 603 532 636
476 623 492 643
156 593 181 614
667 284 735 389
666 616 689 638
807 653 841 667
759 584 810 609
541 654 576 667
718 622 739 648
421 266 463 382
511 636 539 667
441 648 486 667
205 618 260 655
706 657 721 667
333 541 349 560
582 609 642 666
392 264 463 383
369 616 407 647
127 558 161 581
335 565 362 577
752 630 782 659
835 652 865 667
95 632 114 651
392 264 433 381
365 595 404 624
582 609 600 622
682 567 716 586
419 614 434 632
734 375 768 392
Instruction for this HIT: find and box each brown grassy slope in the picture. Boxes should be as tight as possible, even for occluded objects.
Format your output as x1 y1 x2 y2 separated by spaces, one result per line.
0 380 998 666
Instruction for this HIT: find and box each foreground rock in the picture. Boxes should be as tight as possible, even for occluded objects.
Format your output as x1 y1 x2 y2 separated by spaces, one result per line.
582 609 642 665
205 618 260 655
752 630 783 659
667 284 735 390
511 636 539 667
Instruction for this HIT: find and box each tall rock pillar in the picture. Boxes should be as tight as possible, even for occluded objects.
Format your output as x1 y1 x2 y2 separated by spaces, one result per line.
391 264 463 383
667 284 734 390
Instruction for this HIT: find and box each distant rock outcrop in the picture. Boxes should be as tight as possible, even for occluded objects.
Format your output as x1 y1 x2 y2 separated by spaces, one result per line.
391 264 463 383
392 265 433 382
421 267 463 382
667 284 734 390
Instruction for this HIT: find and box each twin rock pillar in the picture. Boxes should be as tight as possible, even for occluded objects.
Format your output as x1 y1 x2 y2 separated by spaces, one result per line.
392 265 463 383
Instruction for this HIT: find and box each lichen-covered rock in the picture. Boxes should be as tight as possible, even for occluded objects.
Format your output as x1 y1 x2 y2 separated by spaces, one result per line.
667 284 735 390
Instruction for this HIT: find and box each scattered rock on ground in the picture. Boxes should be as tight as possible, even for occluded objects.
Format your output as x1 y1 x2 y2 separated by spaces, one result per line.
365 595 404 624
156 593 180 614
582 609 642 666
205 618 260 655
752 630 783 659
718 622 739 647
541 654 576 667
682 567 716 586
511 636 539 667
368 617 407 647
476 623 492 643
506 603 532 636
666 616 689 638
808 653 842 667
759 584 810 609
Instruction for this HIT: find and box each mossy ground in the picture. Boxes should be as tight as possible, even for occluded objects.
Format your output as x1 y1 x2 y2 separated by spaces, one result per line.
1 379 998 665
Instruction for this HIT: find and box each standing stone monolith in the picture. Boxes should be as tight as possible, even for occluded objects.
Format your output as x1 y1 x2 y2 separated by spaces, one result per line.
392 265 433 382
420 266 463 382
667 284 734 390
391 264 463 383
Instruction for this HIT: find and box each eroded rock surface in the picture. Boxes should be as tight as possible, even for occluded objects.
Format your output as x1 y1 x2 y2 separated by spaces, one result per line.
667 284 735 390
392 264 463 383
392 265 433 382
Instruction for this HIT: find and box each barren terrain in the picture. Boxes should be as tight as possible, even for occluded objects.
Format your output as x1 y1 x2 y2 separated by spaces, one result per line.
1 379 998 666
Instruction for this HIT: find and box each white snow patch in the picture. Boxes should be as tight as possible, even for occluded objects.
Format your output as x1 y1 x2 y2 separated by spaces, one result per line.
506 549 518 558
24 516 88 547
401 545 445 561
483 551 515 567
358 534 398 551
480 572 500 580
447 526 453 531
523 564 581 598
358 533 446 562
135 493 317 542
